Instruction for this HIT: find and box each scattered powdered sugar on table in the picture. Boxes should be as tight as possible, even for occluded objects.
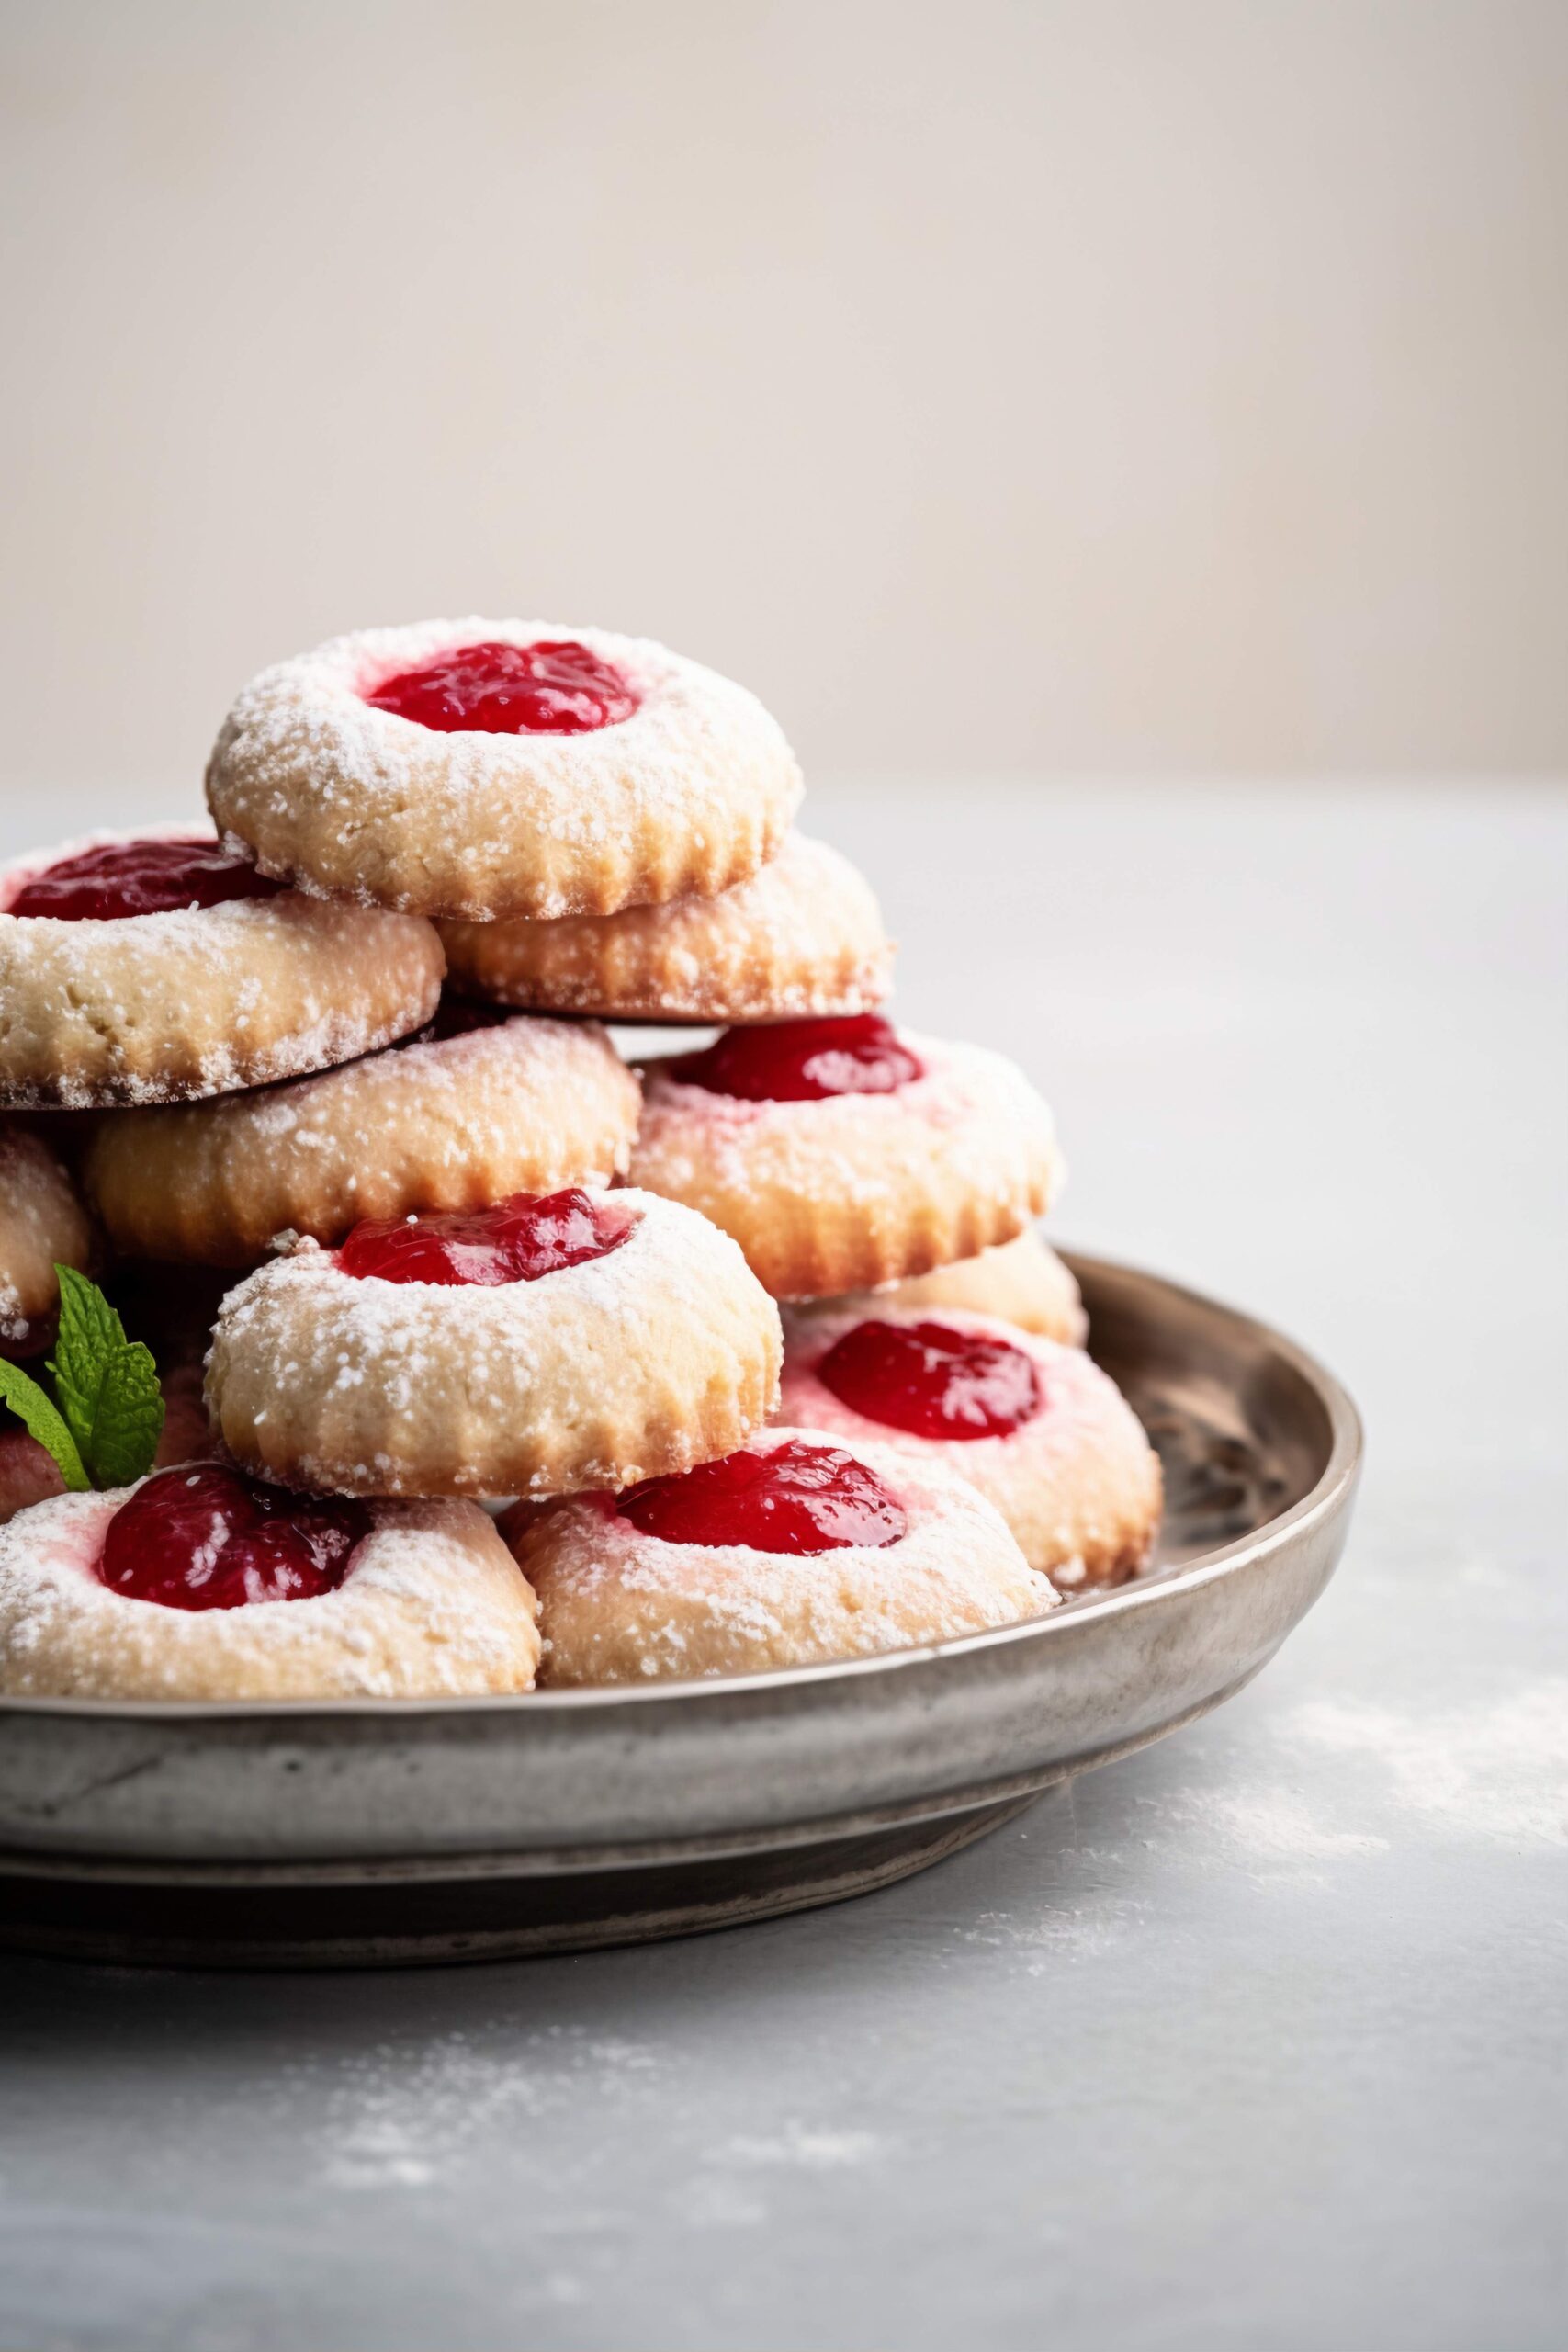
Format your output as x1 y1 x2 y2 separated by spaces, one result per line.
953 1890 1156 1970
305 2028 664 2190
1127 1785 1392 1886
1284 1680 1568 1846
719 2122 885 2170
1187 1787 1390 1863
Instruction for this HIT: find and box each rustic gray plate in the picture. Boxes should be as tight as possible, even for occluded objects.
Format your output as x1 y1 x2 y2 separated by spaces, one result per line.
0 1253 1360 1967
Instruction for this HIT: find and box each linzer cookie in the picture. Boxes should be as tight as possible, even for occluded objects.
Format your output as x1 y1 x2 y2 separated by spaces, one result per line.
207 621 804 920
628 1014 1062 1300
0 829 443 1108
439 834 893 1023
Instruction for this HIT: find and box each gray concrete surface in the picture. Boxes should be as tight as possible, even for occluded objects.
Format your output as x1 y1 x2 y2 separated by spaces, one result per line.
3 779 1564 2351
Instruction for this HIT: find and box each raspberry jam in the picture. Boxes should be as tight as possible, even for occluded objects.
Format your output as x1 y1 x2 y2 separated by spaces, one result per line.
817 1318 1042 1442
366 639 639 735
99 1464 369 1611
337 1187 632 1287
669 1014 922 1102
7 835 283 922
619 1437 907 1554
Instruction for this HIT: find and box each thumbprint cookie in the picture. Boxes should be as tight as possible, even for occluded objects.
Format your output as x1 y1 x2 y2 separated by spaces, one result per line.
779 1306 1162 1591
206 1187 782 1500
83 1001 641 1267
627 1014 1062 1299
0 1123 96 1357
207 620 804 921
0 829 443 1108
509 1426 1056 1684
800 1228 1088 1347
0 1470 540 1699
438 834 893 1024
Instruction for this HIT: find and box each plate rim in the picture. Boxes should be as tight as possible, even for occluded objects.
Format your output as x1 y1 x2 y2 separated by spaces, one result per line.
0 1248 1362 1727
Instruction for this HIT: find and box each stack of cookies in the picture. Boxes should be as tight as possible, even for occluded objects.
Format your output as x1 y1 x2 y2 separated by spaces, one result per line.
0 622 1160 1702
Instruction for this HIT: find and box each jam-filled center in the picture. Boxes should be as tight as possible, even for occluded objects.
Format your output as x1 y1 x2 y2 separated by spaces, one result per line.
366 639 639 736
337 1187 633 1287
7 835 284 922
817 1317 1043 1442
669 1014 923 1103
618 1437 908 1554
99 1464 369 1611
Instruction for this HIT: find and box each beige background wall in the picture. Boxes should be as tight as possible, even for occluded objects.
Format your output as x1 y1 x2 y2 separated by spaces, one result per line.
2 0 1565 799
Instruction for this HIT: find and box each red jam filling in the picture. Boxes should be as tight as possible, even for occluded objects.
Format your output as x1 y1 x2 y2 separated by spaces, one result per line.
618 1437 908 1554
366 639 639 735
98 1464 369 1611
817 1317 1042 1442
669 1014 922 1103
336 1186 632 1287
7 835 283 922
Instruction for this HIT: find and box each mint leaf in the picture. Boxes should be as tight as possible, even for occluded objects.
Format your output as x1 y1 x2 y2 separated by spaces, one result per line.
0 1359 90 1491
47 1267 164 1488
82 1341 164 1488
49 1265 131 1460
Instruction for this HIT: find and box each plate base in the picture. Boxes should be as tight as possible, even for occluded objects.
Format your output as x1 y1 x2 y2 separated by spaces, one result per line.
0 1792 1043 1969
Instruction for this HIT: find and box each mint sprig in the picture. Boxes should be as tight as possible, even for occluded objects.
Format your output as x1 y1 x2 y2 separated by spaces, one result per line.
0 1359 90 1490
0 1267 164 1492
50 1267 164 1486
